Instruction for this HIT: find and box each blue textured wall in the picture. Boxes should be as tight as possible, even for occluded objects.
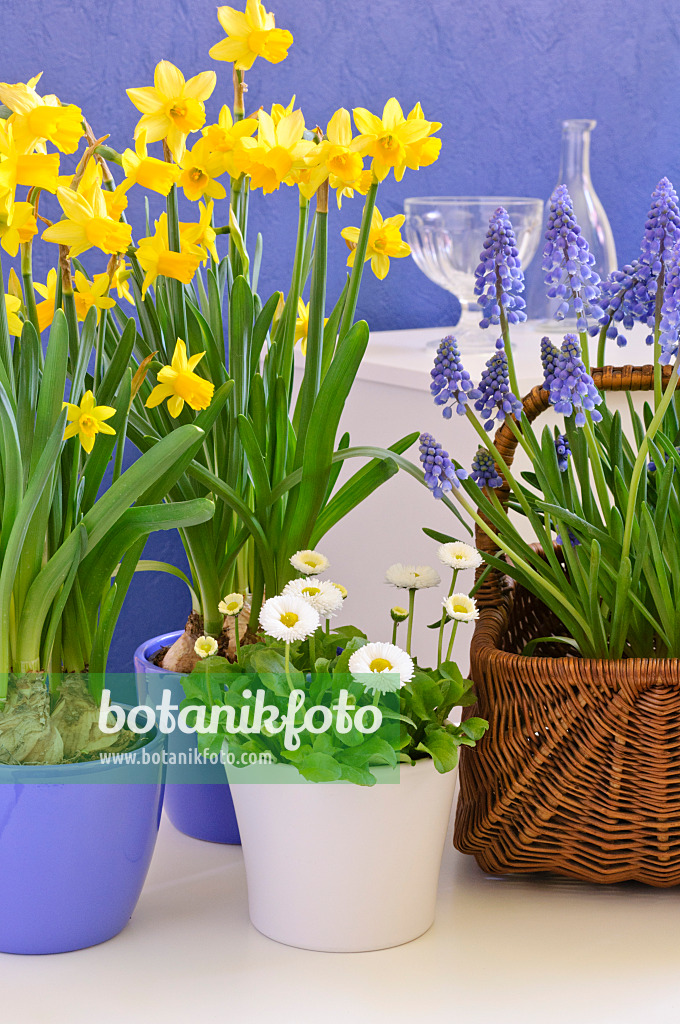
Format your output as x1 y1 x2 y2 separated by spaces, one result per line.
3 0 680 669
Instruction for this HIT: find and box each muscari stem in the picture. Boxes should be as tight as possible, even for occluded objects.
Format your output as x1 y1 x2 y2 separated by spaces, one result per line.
653 266 665 410
621 355 680 563
497 281 520 400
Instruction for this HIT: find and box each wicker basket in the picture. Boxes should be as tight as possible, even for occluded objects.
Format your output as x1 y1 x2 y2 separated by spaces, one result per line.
453 364 680 887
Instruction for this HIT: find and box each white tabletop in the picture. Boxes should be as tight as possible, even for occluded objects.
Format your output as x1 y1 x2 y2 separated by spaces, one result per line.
7 799 680 1024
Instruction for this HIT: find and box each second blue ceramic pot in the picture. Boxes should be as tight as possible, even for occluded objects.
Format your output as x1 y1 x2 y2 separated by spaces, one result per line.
134 631 241 845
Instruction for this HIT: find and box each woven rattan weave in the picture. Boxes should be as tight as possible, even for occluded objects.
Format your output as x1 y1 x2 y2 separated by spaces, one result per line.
453 364 680 886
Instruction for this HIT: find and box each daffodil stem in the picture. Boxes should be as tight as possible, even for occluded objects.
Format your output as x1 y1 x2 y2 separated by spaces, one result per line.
94 308 107 394
437 570 458 668
279 199 309 382
405 588 415 656
233 68 245 121
20 242 40 339
294 182 327 452
165 184 188 343
59 249 79 370
338 180 379 344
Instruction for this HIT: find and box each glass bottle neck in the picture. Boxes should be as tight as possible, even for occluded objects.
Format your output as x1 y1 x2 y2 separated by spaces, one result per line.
557 118 596 185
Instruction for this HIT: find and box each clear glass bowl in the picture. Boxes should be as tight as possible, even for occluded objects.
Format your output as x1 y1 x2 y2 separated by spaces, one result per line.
404 196 544 345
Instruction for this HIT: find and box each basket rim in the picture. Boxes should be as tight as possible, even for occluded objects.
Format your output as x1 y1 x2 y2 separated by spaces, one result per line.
472 580 680 673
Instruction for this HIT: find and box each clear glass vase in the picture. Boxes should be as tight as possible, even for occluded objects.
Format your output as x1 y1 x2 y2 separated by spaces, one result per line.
526 118 617 321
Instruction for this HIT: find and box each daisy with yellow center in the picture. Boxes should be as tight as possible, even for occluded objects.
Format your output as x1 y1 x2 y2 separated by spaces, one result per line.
127 60 216 163
0 197 38 258
180 200 219 264
5 294 23 336
177 137 227 202
41 185 133 259
121 131 181 196
209 0 293 70
135 213 202 298
352 98 436 183
443 594 479 623
202 105 258 178
233 109 313 194
33 267 57 332
63 390 116 454
290 549 330 576
348 641 414 691
219 593 244 616
73 270 116 324
145 338 215 419
259 594 320 643
341 206 411 281
194 635 218 659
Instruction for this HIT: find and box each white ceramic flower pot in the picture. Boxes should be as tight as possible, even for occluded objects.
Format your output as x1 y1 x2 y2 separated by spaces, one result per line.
226 758 458 952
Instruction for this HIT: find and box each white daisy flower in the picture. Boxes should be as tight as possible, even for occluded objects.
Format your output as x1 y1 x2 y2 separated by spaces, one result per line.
218 592 244 616
437 542 483 571
348 641 415 689
289 549 330 575
283 578 344 617
194 635 218 658
385 563 441 589
259 594 320 642
443 594 479 622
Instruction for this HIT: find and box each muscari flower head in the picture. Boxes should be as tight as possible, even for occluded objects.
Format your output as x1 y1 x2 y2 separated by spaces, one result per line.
549 334 603 427
541 336 561 389
594 178 680 348
430 335 480 419
554 433 571 472
658 236 680 365
470 448 503 490
473 207 527 329
543 185 604 330
418 431 467 499
474 343 523 431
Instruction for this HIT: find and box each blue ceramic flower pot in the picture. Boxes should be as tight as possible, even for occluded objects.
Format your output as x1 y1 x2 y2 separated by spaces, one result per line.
134 632 241 845
0 722 165 955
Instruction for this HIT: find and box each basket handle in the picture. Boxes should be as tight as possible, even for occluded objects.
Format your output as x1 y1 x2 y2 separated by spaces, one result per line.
474 363 673 603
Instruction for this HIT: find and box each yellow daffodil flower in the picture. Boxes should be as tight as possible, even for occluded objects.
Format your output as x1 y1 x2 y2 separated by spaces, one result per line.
145 338 214 418
73 270 116 323
74 158 132 219
110 261 134 304
104 179 132 220
177 137 227 202
0 73 84 155
209 0 293 70
233 109 313 194
136 213 202 298
335 168 373 210
126 61 216 164
299 107 365 201
5 293 23 336
0 122 60 196
341 207 411 280
352 98 435 183
63 390 116 453
180 200 219 263
202 106 258 178
404 102 442 169
122 131 181 196
33 267 57 332
269 96 295 125
41 185 133 258
7 268 22 302
0 196 38 257
294 297 328 356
